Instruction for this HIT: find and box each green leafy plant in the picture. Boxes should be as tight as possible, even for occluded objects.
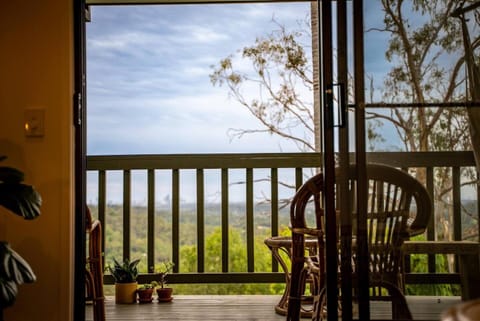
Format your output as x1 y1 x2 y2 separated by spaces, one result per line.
156 261 174 288
0 156 41 320
138 281 158 290
136 280 158 303
107 258 140 283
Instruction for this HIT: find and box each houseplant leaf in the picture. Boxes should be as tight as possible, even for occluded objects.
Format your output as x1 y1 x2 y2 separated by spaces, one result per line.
0 242 36 285
0 167 24 184
0 183 41 220
0 280 17 308
108 257 140 283
0 159 40 312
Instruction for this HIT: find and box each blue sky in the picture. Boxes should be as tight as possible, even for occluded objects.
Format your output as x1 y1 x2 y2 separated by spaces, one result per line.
86 3 319 204
86 3 320 155
86 2 395 156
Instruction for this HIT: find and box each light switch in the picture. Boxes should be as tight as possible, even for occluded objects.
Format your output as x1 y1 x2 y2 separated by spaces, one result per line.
24 109 45 137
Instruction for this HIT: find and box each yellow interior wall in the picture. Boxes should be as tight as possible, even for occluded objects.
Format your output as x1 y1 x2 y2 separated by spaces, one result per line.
0 0 74 320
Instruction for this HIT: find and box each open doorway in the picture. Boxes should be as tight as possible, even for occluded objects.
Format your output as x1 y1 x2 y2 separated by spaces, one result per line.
75 1 480 321
79 2 326 318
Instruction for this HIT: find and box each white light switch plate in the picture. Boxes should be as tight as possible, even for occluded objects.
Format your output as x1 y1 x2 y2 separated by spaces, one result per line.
24 109 45 137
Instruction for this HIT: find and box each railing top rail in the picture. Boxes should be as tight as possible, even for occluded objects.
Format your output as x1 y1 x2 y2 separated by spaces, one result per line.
366 151 476 167
87 152 322 170
86 151 476 171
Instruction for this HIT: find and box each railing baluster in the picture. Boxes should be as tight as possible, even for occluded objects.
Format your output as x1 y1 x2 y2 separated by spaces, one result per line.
147 169 155 273
123 169 131 261
246 168 254 272
295 167 303 189
197 169 205 273
98 170 106 224
426 166 436 273
477 171 480 242
98 169 106 270
85 152 478 288
221 168 229 273
271 168 279 272
172 169 180 273
453 167 461 274
403 167 411 274
453 167 461 241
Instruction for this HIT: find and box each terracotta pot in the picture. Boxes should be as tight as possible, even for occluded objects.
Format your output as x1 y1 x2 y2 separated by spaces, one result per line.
156 287 173 302
137 288 154 303
115 282 138 304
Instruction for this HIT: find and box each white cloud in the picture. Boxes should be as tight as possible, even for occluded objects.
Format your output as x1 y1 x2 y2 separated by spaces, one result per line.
170 25 229 44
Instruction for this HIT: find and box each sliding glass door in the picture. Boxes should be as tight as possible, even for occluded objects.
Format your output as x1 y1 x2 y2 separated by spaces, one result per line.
318 1 368 320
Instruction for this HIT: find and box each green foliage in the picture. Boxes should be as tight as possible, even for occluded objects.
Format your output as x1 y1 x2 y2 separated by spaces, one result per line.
92 202 474 296
155 261 174 288
404 234 461 296
138 281 158 290
107 257 140 283
91 204 292 295
175 225 286 295
405 252 461 296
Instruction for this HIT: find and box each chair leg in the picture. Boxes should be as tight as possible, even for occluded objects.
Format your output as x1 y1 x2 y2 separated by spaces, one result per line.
373 280 413 320
391 295 412 320
92 297 106 321
313 282 412 321
287 265 302 321
85 270 95 304
312 286 326 321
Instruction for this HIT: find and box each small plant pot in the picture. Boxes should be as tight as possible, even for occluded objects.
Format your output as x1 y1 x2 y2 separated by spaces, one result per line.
137 288 154 303
156 287 173 302
115 282 138 304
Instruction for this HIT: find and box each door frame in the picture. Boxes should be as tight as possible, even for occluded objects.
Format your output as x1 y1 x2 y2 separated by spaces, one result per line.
74 0 87 320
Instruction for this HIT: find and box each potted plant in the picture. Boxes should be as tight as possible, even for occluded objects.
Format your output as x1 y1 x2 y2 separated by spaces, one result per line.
107 257 140 304
0 156 41 321
155 261 174 302
136 281 158 303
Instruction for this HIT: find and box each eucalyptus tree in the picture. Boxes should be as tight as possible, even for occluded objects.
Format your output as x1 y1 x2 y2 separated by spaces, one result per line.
210 1 480 240
368 0 480 242
368 0 479 156
209 12 317 153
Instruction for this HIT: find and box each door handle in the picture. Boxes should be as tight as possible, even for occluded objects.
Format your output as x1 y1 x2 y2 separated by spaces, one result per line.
325 83 346 129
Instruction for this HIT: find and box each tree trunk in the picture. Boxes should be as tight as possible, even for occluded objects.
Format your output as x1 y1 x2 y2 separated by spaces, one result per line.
458 12 480 173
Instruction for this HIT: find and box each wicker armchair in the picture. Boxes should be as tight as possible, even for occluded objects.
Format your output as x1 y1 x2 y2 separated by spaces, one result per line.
85 207 105 321
287 164 432 321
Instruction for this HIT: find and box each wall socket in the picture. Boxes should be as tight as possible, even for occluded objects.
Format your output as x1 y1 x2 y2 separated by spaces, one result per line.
24 109 45 137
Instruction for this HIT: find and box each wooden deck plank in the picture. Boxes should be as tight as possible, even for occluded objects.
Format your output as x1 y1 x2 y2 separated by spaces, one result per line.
86 295 462 321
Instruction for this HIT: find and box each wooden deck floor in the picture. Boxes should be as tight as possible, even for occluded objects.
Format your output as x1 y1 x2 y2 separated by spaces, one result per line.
86 295 462 321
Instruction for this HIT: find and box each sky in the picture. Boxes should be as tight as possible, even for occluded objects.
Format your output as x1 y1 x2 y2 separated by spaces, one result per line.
84 2 397 204
86 2 395 156
87 3 316 155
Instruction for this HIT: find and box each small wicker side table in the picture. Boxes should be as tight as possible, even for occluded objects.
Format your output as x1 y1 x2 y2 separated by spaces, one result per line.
264 235 318 318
